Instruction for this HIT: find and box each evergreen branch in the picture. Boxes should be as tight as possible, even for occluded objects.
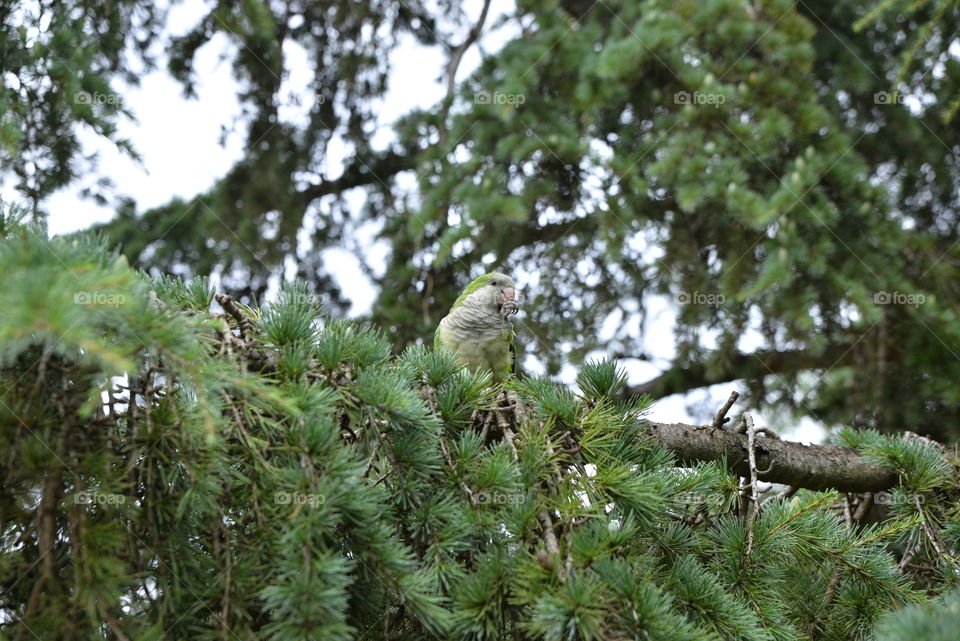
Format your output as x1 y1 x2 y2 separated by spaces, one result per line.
848 518 922 550
4 228 958 638
913 494 958 571
796 532 921 602
766 493 839 539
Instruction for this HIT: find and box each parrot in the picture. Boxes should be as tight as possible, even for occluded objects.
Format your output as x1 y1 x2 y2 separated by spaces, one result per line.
434 272 519 381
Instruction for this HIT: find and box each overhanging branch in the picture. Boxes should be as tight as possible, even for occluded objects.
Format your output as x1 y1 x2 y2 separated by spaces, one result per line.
300 150 415 203
626 343 856 398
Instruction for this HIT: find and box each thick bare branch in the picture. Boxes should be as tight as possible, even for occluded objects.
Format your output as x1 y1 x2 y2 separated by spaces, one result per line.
646 420 898 492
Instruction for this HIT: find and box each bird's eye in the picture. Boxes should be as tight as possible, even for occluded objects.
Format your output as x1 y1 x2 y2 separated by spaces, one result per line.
490 280 498 286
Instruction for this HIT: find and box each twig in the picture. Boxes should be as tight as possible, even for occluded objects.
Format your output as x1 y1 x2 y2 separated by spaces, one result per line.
852 493 873 522
744 413 760 559
899 539 917 571
734 415 747 434
362 441 381 478
754 427 780 440
221 392 269 468
147 289 167 311
215 293 252 339
824 568 841 607
914 495 953 569
538 508 561 559
500 417 519 458
439 436 476 503
711 391 739 431
761 484 798 508
755 460 775 475
478 410 493 443
220 525 232 640
372 470 393 487
497 406 564 577
438 0 493 145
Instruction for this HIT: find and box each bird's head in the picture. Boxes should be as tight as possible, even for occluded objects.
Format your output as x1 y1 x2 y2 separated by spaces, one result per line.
453 272 519 317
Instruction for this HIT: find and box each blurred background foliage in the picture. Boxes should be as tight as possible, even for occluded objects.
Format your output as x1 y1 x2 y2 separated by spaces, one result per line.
2 0 960 439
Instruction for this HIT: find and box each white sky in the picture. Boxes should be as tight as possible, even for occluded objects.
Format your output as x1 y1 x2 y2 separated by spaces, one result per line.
24 0 826 442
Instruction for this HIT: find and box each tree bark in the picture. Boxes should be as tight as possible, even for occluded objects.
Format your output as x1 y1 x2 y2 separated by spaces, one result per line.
646 421 898 492
300 149 415 203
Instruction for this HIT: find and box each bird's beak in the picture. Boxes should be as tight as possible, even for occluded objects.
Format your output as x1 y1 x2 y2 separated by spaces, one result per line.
498 287 519 317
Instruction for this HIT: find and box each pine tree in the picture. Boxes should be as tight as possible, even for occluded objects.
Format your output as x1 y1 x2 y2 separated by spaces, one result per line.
2 211 959 640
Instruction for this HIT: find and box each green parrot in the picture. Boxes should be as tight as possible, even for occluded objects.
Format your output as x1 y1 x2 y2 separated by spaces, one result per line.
434 272 519 381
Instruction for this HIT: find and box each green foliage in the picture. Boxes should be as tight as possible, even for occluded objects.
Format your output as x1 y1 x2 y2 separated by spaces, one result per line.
839 428 955 492
873 586 960 641
576 358 629 401
854 0 960 123
259 280 324 347
510 376 580 428
150 273 215 311
0 2 164 214
4 171 960 641
838 427 960 585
